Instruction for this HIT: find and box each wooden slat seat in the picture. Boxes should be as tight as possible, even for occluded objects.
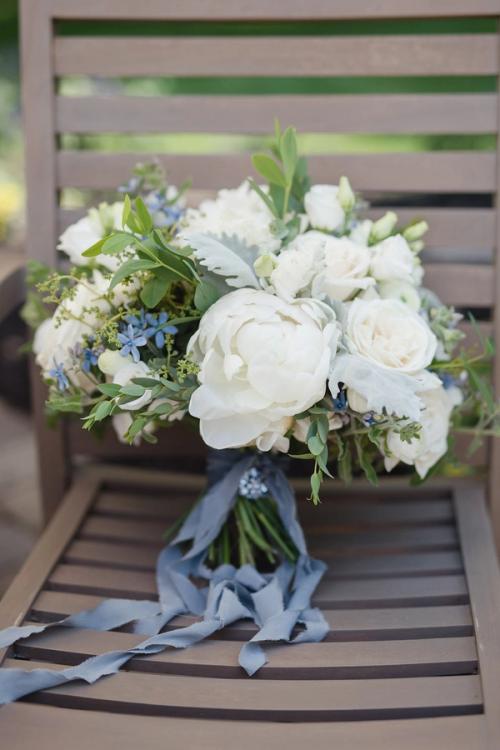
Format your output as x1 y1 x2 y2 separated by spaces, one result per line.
1 467 500 746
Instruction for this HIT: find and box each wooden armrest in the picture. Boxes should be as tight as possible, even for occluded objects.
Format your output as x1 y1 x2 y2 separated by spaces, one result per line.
0 248 26 324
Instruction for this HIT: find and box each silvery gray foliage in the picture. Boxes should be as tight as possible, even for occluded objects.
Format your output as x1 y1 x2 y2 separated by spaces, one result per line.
186 232 261 289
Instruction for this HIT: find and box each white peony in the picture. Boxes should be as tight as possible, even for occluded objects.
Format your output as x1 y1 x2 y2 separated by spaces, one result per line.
345 298 437 374
187 289 339 452
304 184 344 232
269 231 325 301
370 234 422 285
179 181 279 253
58 202 127 271
384 385 462 478
312 235 374 303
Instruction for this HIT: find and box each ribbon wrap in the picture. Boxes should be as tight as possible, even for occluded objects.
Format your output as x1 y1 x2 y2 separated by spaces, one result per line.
0 450 329 704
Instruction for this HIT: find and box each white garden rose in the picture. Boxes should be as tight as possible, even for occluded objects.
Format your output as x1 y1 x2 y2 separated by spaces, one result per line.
187 289 339 451
269 231 325 301
370 234 422 285
329 299 439 420
179 181 279 253
384 385 462 478
312 235 374 303
345 298 437 374
304 184 345 232
58 202 127 271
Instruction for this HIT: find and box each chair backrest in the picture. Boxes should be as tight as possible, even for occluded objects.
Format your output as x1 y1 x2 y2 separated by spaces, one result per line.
21 1 500 534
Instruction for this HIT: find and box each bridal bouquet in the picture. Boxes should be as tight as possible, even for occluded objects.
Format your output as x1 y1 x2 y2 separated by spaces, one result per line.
29 125 495 509
0 123 493 699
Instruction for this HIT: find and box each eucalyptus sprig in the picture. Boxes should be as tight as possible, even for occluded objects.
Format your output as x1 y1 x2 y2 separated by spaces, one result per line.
250 121 310 242
81 196 199 310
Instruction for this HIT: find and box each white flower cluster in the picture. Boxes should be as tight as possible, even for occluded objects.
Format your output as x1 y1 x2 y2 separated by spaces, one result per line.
33 172 464 482
181 180 459 478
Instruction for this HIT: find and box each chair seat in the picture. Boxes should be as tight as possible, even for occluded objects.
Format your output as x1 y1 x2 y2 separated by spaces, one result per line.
1 466 499 749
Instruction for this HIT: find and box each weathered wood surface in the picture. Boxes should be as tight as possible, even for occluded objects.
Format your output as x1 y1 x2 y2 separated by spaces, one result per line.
53 35 499 77
0 468 499 747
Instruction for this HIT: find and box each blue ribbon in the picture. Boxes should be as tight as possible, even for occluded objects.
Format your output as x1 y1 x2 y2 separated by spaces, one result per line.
0 450 329 704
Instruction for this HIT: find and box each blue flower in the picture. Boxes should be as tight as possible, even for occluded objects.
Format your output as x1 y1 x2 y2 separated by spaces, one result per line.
81 346 99 373
117 324 148 362
332 388 348 413
144 192 184 227
49 360 70 392
144 311 178 348
440 372 457 390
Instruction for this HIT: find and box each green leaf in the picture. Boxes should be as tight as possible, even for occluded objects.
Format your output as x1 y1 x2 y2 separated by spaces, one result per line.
354 436 379 486
140 276 170 308
289 452 315 460
252 154 287 188
82 238 106 258
122 194 131 228
47 394 83 414
102 232 133 256
132 377 161 388
94 400 113 421
307 435 324 456
317 414 330 443
120 384 145 397
247 178 279 218
194 280 220 313
109 258 158 289
280 126 298 184
97 383 121 397
135 196 153 234
125 211 142 235
310 472 322 504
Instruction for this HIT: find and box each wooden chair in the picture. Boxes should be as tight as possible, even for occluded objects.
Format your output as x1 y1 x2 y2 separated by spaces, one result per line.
1 2 500 747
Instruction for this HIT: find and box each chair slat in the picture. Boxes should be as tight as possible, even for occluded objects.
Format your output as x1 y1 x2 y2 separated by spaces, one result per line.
56 151 496 192
0 702 489 750
3 657 483 719
46 563 467 607
16 627 478 679
56 207 497 254
63 539 464 578
55 94 497 135
77 514 458 548
30 589 475 641
45 0 500 21
95 492 454 525
53 35 499 77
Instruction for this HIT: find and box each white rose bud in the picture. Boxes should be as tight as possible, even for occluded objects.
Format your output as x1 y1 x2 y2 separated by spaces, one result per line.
403 220 428 243
304 184 345 232
369 211 398 243
338 176 355 213
98 349 131 376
